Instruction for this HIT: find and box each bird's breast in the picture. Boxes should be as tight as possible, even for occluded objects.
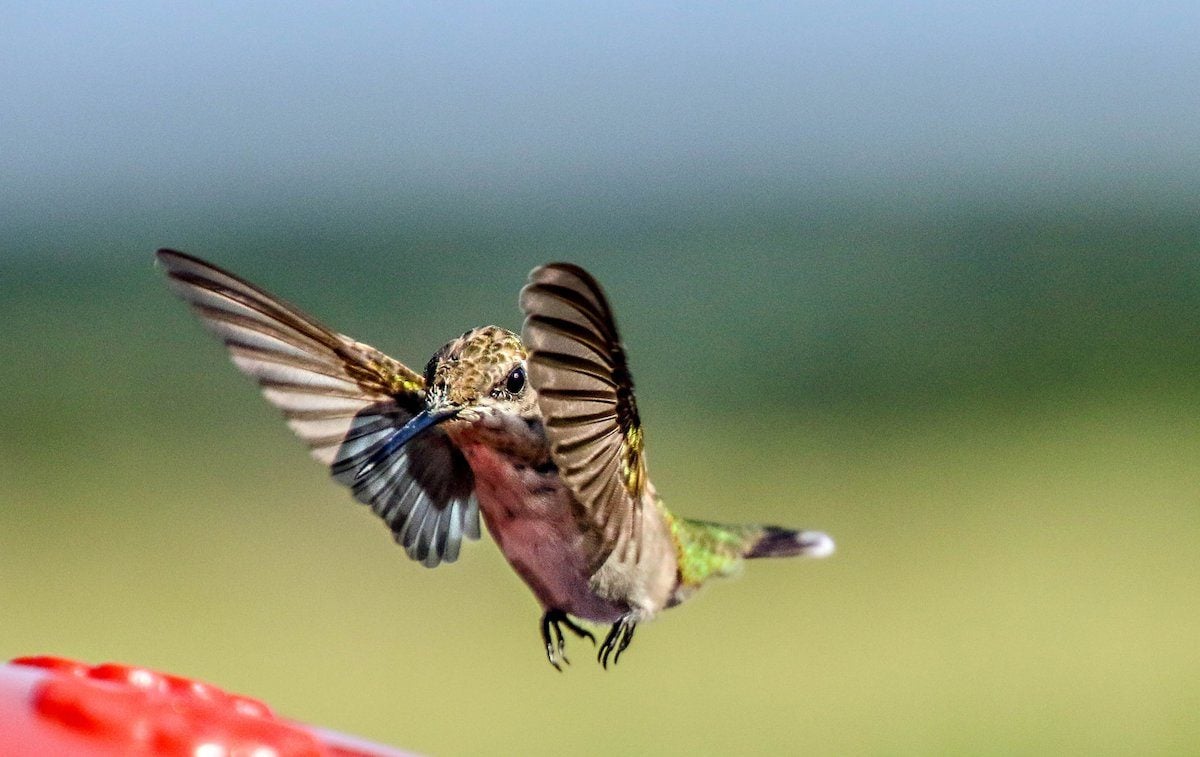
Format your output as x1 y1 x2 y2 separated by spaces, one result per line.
453 439 628 623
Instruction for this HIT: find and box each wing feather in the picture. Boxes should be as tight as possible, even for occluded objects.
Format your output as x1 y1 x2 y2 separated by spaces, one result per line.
519 263 648 566
157 248 479 567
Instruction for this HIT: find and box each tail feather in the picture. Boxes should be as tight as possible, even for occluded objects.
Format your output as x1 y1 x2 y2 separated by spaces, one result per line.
669 516 834 589
744 526 836 559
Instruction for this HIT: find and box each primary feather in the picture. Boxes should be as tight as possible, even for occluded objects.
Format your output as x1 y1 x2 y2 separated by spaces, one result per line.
156 249 479 567
520 263 647 568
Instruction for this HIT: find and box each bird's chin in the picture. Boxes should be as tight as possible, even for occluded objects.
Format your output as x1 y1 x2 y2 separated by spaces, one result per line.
453 408 482 423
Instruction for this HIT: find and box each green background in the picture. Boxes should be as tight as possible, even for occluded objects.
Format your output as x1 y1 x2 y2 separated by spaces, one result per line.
3 5 1198 755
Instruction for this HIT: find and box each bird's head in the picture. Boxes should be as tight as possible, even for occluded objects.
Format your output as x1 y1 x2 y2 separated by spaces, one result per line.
388 326 535 447
425 325 533 416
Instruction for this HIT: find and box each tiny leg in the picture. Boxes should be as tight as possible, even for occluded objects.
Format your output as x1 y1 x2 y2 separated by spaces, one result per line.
598 614 638 669
539 609 597 670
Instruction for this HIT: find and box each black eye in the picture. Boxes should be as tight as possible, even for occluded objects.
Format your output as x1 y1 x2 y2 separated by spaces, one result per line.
505 366 526 395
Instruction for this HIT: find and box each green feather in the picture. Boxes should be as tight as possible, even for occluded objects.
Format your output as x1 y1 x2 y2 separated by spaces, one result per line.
666 514 761 587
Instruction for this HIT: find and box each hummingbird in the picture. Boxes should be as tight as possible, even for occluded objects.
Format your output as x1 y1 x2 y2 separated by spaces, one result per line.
157 249 834 669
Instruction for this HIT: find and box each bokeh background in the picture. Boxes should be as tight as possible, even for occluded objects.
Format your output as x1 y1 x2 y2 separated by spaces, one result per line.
3 3 1198 754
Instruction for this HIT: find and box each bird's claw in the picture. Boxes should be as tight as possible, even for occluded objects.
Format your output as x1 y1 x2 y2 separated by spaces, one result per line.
540 610 596 670
598 615 637 669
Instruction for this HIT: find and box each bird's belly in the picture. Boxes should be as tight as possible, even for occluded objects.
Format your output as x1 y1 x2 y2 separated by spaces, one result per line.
458 443 626 624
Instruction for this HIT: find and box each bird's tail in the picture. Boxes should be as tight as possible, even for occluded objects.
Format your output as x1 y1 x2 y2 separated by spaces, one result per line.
669 517 834 587
742 525 836 560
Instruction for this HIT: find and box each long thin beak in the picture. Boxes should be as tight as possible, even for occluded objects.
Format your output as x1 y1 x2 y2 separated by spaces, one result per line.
394 406 460 447
354 406 459 481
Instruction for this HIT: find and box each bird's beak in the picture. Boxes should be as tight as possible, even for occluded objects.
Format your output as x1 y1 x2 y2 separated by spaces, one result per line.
392 406 461 448
352 405 460 482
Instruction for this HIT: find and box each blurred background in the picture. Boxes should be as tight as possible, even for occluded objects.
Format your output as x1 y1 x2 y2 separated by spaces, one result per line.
2 3 1198 754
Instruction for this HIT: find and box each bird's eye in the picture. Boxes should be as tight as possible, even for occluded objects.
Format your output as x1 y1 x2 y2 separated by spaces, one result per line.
505 366 526 395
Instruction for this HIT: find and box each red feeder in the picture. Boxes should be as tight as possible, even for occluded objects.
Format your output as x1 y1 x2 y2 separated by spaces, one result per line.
0 656 415 756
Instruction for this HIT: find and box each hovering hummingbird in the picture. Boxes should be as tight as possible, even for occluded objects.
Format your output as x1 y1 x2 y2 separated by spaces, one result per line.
157 250 833 669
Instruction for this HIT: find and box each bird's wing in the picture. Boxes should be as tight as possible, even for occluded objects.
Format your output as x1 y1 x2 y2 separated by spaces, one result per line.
156 249 479 567
519 263 647 567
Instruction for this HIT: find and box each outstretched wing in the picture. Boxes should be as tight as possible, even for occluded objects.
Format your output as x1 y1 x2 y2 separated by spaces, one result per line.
519 263 647 567
156 249 479 567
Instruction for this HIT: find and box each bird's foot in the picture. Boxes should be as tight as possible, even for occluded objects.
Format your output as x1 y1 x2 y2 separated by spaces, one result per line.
598 614 637 669
540 609 597 671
